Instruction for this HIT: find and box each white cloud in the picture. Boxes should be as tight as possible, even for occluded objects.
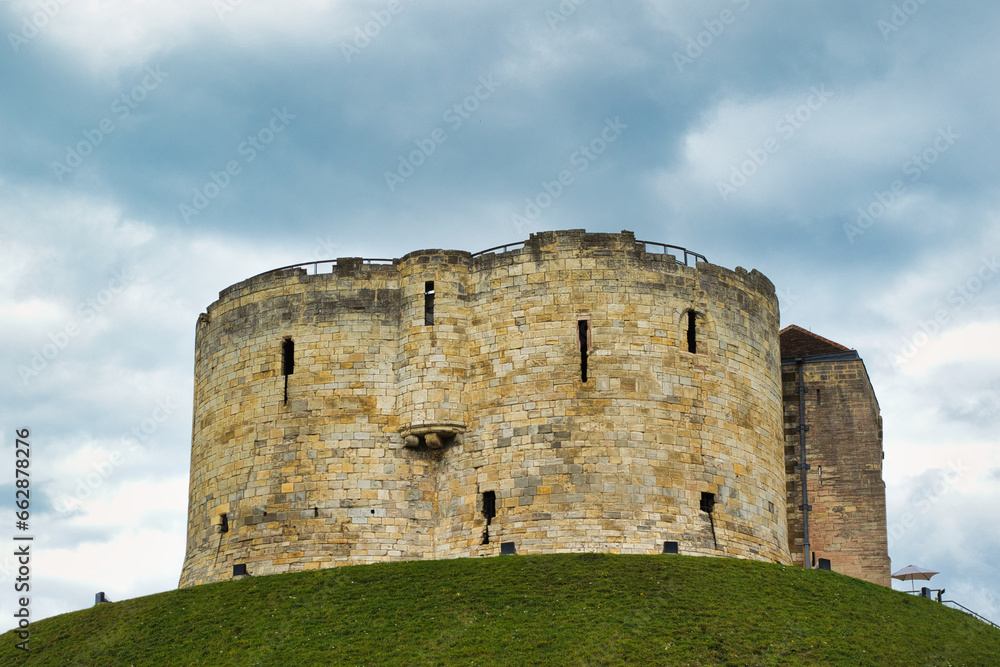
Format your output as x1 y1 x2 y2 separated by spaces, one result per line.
9 0 357 74
35 524 187 618
894 322 1000 376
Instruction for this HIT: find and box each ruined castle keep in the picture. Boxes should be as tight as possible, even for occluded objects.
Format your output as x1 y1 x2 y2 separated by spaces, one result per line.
179 229 887 587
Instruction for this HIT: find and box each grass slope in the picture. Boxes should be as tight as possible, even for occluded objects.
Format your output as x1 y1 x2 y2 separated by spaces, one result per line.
3 554 999 666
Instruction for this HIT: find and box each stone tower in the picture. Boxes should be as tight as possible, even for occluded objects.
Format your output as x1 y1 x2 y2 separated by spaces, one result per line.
780 325 890 586
179 229 791 587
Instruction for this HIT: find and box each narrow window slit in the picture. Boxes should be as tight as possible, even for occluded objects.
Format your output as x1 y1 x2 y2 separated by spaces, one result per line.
219 513 229 534
282 338 294 375
577 319 590 382
482 490 496 544
483 491 496 524
424 281 435 325
687 310 698 354
281 338 294 404
700 491 718 549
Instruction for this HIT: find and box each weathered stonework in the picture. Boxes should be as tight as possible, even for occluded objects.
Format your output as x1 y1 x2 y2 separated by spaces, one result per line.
781 325 891 586
179 229 792 587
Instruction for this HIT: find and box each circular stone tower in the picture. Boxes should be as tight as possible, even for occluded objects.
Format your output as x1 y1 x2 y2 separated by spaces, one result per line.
179 230 789 587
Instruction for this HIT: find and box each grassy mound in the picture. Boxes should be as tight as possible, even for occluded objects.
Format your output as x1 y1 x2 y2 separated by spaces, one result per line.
2 553 998 666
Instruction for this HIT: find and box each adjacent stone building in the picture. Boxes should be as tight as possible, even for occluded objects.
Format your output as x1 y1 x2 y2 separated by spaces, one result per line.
780 325 890 586
178 229 888 588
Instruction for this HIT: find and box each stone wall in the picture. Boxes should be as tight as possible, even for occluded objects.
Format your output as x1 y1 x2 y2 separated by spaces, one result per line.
782 355 890 586
179 229 790 587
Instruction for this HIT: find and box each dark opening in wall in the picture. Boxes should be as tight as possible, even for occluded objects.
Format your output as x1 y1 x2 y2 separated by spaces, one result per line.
816 388 821 406
482 491 496 524
700 492 718 549
818 558 831 571
577 318 591 382
220 513 229 534
282 338 294 375
663 540 679 554
687 310 698 354
424 281 435 325
700 492 715 513
281 338 294 404
482 490 497 545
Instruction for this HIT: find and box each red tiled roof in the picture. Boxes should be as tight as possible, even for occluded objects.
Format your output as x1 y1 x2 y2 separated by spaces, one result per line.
779 325 851 359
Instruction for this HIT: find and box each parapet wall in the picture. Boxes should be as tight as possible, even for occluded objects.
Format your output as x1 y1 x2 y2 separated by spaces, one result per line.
179 229 789 587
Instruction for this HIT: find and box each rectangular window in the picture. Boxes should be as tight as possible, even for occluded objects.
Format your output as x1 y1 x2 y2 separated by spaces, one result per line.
220 513 229 533
424 281 435 325
700 491 715 513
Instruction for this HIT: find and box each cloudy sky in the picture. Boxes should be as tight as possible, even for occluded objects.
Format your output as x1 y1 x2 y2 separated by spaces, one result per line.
2 0 998 628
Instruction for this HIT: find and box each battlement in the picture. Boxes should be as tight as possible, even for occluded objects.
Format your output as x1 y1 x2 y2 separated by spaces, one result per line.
180 230 789 587
213 229 766 306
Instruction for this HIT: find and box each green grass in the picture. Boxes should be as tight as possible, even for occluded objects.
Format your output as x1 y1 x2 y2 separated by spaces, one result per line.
3 554 999 666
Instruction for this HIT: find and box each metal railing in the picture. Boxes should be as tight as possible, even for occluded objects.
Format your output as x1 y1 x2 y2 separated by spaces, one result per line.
944 600 999 629
470 241 526 258
636 240 707 266
249 237 707 280
247 258 394 281
472 239 707 266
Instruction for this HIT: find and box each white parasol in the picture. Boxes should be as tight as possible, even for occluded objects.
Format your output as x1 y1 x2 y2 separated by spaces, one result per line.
891 564 939 592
